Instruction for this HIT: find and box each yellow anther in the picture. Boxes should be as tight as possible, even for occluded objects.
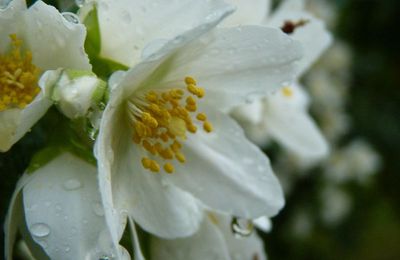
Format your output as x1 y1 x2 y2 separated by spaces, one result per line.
160 132 169 142
186 96 196 106
168 117 187 137
141 157 152 169
149 160 160 172
146 91 158 102
141 112 158 128
185 104 197 112
196 113 207 121
195 87 205 98
187 124 197 133
185 76 197 85
164 163 174 174
142 140 156 155
0 34 41 112
282 86 293 97
203 121 213 133
160 148 174 160
187 84 198 95
170 140 182 152
175 152 186 163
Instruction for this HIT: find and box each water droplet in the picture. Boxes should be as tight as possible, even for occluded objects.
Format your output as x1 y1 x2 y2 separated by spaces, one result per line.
63 178 83 190
92 202 105 216
62 12 80 24
75 0 85 7
99 256 110 260
30 223 51 238
231 217 253 238
245 91 264 104
141 39 167 59
65 246 71 252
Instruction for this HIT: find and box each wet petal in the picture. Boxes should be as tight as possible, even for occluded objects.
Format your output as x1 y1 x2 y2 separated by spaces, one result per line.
23 153 122 260
167 108 284 218
221 0 270 27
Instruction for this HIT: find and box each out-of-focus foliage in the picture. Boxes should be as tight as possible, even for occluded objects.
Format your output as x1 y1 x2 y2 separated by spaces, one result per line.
264 0 400 259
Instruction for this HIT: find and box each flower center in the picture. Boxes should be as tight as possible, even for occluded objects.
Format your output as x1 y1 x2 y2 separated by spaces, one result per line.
0 34 41 112
127 76 213 174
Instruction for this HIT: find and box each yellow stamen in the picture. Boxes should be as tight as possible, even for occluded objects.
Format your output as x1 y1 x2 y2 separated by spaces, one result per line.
282 86 293 97
0 34 41 112
196 113 207 121
127 77 212 174
164 163 174 174
203 121 213 133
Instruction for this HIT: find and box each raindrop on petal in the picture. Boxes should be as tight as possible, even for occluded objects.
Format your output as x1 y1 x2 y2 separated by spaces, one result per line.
231 217 253 238
30 223 51 238
62 12 80 24
63 178 83 190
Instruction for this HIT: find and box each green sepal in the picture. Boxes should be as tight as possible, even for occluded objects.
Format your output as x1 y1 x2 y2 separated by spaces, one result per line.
83 5 129 79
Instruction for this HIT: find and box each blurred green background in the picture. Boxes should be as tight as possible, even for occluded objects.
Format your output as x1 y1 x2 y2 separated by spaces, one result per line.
1 0 400 259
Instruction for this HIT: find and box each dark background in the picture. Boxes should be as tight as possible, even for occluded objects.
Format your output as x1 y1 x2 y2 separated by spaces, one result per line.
1 0 400 259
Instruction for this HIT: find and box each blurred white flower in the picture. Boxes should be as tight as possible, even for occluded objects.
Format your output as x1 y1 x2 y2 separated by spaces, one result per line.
95 18 302 251
0 0 90 151
320 185 352 226
228 0 331 159
150 213 267 260
5 153 129 260
324 139 381 184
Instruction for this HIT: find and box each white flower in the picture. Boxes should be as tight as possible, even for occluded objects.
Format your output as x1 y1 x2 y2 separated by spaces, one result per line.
4 153 129 260
79 0 235 68
95 17 302 252
0 0 90 152
150 213 267 260
228 0 332 159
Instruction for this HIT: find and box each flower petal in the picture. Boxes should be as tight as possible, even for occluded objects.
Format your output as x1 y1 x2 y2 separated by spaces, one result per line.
88 0 234 67
96 108 203 239
150 216 230 260
267 0 332 76
263 87 329 158
21 1 90 70
4 174 31 260
0 0 26 52
220 0 270 27
22 153 122 260
0 92 51 152
154 26 303 112
167 108 284 218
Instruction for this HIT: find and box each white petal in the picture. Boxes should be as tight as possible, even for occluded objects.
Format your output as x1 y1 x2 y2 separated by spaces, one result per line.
230 99 264 125
21 1 90 70
254 216 272 232
264 90 329 158
267 0 332 76
23 153 123 260
0 0 26 52
96 108 203 239
90 0 233 67
167 108 284 218
0 92 51 152
4 174 32 260
150 216 230 260
155 26 303 112
220 0 270 27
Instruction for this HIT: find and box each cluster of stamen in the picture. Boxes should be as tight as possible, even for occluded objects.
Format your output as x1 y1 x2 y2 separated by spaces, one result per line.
127 77 213 174
0 34 41 112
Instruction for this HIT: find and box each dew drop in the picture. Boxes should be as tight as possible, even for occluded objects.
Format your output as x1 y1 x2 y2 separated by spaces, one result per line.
30 223 51 238
121 10 131 24
63 178 83 190
65 246 71 253
231 217 253 238
92 202 105 216
62 12 80 24
99 256 110 260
